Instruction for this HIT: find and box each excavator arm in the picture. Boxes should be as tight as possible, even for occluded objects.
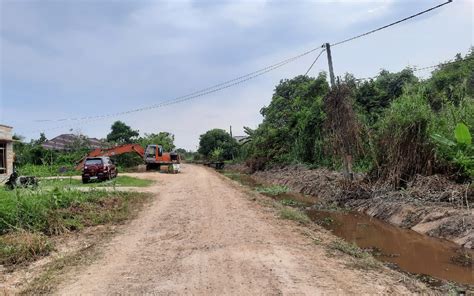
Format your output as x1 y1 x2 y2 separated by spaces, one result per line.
75 144 145 170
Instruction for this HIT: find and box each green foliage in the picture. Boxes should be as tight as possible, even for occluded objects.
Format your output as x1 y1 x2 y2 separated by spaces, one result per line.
426 50 474 108
255 185 289 196
138 132 175 151
0 187 149 235
18 164 79 177
175 148 197 161
354 69 418 124
210 147 224 162
454 123 472 145
279 199 305 207
373 90 435 186
247 74 330 166
243 51 473 184
198 129 239 160
14 133 93 172
0 232 52 266
106 121 139 144
432 122 474 178
278 207 310 224
39 175 154 188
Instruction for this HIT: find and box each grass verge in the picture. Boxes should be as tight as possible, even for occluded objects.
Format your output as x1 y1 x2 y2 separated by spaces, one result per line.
0 187 151 267
278 207 310 224
255 185 289 196
329 239 380 269
0 232 52 266
39 175 154 188
17 164 79 177
19 238 103 295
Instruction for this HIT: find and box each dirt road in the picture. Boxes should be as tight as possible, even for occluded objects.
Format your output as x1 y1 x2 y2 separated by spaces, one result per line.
56 165 423 295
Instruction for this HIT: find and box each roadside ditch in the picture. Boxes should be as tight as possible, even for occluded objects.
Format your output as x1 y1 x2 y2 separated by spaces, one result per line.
220 167 473 289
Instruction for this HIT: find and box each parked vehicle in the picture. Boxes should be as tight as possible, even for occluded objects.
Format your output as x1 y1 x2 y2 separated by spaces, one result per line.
82 156 118 183
76 144 181 173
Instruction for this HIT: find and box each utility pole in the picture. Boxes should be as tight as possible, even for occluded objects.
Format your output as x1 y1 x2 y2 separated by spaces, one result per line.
229 125 233 138
325 43 336 88
325 42 353 180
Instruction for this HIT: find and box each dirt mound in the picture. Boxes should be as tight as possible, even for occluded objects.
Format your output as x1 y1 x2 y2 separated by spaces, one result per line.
252 166 473 248
253 165 345 199
406 174 473 204
225 163 253 174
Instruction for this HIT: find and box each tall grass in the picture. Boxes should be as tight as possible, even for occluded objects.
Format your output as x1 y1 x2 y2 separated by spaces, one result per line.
0 186 151 266
17 164 79 177
0 187 149 235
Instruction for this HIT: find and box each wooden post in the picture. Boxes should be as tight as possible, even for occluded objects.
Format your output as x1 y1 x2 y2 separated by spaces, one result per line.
325 43 353 180
325 43 336 88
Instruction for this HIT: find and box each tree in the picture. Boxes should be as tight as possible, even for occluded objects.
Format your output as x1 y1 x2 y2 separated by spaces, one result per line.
249 74 330 164
198 129 239 160
106 121 139 144
138 132 175 151
35 133 47 145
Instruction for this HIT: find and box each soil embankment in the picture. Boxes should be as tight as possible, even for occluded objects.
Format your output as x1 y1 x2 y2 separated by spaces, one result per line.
245 165 473 249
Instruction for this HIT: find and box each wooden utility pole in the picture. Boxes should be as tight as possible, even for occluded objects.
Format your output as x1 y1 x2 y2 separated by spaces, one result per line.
325 43 336 88
229 125 233 138
325 42 353 180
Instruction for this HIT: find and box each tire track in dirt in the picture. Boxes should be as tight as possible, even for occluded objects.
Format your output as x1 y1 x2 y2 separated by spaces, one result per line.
55 165 426 295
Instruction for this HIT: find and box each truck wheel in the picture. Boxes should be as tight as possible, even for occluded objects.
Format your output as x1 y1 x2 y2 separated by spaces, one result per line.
82 178 89 184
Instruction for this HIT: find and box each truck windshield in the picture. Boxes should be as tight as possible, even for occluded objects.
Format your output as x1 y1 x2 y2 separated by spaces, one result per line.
85 158 102 165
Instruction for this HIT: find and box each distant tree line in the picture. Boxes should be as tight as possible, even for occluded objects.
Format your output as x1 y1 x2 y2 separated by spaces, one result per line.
13 120 183 172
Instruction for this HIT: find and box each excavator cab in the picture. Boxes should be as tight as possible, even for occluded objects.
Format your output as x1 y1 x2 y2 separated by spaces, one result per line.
145 144 180 172
145 145 159 160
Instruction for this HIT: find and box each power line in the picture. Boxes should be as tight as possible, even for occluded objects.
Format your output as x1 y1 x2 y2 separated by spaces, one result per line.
355 56 472 82
27 0 454 132
25 49 320 134
304 49 326 76
33 46 323 124
331 0 452 47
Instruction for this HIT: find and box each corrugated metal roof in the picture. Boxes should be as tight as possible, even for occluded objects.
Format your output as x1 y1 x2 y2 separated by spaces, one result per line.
42 134 109 151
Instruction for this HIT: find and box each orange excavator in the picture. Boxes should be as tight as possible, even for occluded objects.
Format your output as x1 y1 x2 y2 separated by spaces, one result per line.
76 144 181 173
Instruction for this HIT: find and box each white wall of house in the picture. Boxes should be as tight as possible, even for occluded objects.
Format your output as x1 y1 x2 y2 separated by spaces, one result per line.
0 125 13 178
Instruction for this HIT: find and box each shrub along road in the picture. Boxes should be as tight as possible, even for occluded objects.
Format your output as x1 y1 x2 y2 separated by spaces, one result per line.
55 164 429 295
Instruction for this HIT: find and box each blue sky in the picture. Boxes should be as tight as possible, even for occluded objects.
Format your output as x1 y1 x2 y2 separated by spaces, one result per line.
1 0 472 150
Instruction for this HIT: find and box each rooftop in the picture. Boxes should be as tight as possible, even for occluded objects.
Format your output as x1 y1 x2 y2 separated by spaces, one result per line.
42 134 109 151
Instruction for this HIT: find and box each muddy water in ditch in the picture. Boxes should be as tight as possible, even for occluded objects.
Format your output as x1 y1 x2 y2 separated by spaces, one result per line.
222 171 473 285
307 210 473 285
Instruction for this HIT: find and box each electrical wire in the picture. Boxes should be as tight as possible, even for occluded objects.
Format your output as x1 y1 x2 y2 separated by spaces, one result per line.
26 0 454 132
331 0 452 47
355 56 472 82
25 49 321 134
33 46 324 124
304 49 326 76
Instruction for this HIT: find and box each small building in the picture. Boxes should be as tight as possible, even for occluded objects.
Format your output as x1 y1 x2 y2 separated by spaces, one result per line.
0 124 14 177
42 134 108 151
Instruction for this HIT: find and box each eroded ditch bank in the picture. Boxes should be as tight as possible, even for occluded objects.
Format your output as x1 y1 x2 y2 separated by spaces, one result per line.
221 168 473 286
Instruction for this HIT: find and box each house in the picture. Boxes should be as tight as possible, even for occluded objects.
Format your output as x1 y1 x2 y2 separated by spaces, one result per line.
0 124 14 178
41 134 108 151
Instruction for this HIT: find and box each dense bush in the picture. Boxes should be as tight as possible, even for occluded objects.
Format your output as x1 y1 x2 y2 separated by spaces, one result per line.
372 91 436 187
198 129 239 161
242 50 473 185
